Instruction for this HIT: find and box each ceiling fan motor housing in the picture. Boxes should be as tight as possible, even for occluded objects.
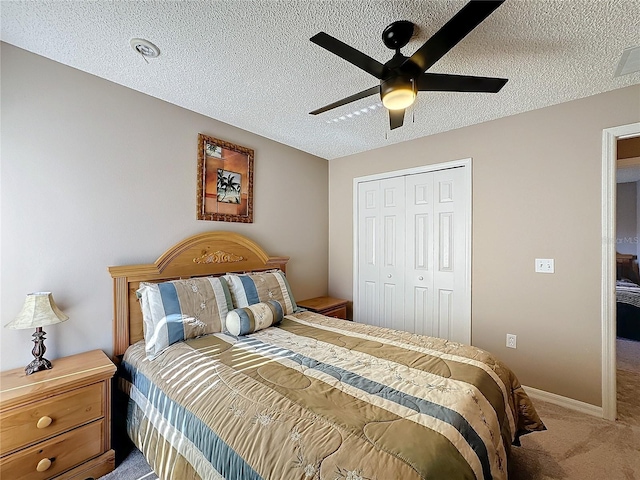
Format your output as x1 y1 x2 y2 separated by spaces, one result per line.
381 75 416 110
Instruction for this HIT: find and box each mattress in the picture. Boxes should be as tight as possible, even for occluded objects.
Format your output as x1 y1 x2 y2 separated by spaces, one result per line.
119 311 545 480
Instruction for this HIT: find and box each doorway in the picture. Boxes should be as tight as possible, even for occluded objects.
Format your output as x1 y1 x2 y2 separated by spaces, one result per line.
614 135 640 425
602 122 640 421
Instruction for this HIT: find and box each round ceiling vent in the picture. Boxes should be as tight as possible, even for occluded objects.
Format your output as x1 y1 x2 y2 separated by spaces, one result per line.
130 38 160 58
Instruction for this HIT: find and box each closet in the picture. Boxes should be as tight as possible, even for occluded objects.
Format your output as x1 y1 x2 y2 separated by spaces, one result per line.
354 160 471 343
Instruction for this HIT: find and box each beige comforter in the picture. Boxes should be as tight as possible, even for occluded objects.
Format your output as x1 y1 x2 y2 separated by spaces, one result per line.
120 312 545 480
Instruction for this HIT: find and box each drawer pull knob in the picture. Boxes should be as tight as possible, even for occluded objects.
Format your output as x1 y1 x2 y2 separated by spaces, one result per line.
37 458 52 472
37 416 52 429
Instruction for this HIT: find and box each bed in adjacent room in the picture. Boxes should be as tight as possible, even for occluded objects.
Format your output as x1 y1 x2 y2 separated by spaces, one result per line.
109 231 545 480
617 279 640 342
616 252 640 342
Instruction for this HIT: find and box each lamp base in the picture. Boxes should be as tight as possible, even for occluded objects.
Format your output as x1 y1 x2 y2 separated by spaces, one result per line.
25 327 52 376
25 357 53 375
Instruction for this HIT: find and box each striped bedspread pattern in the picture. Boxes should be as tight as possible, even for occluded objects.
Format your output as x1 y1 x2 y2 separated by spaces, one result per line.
617 280 640 308
120 311 544 480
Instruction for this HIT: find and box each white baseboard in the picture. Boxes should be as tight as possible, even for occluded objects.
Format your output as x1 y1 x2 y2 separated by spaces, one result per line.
522 385 603 418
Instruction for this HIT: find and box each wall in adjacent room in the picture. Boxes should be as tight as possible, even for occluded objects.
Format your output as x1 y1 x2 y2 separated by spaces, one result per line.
328 84 640 406
1 43 329 370
617 182 638 255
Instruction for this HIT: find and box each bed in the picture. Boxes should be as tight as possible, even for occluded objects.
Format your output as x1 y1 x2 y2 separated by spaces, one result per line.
109 231 545 480
616 253 640 342
616 279 640 342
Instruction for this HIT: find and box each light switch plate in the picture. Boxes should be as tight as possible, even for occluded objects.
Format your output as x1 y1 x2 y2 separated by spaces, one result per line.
535 258 554 273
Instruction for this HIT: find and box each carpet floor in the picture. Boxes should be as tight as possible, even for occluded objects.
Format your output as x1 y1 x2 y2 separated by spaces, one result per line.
509 399 640 479
98 447 157 480
617 338 640 428
101 341 640 479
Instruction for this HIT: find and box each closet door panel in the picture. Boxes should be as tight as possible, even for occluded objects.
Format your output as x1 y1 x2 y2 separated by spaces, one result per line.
433 167 469 344
405 173 435 336
437 289 454 339
379 177 406 330
412 286 430 335
357 180 380 325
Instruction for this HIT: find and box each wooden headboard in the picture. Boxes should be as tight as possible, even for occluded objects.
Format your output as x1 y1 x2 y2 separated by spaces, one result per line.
617 252 640 284
108 231 288 359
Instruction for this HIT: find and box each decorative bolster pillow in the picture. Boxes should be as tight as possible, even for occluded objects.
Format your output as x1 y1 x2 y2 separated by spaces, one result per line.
226 300 284 336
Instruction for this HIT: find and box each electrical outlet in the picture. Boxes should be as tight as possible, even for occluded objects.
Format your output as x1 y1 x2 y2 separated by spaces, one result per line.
535 258 554 273
506 334 517 349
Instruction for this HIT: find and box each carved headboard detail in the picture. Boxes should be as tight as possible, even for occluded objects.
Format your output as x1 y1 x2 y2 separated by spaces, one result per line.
108 231 288 359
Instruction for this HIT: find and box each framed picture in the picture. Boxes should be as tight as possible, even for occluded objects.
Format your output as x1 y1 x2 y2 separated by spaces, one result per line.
197 133 254 222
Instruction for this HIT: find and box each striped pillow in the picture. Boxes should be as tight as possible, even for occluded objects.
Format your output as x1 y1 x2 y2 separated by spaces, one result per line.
225 270 297 314
226 300 284 336
137 276 233 359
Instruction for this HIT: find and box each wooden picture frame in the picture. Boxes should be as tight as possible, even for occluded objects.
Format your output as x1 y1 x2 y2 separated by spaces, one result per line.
197 133 254 222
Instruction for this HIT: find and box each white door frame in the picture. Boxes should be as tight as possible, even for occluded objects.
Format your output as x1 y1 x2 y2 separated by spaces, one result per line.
352 158 472 337
601 122 640 421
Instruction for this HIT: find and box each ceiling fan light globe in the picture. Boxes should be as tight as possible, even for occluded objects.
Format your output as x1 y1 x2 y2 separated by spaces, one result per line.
382 88 416 110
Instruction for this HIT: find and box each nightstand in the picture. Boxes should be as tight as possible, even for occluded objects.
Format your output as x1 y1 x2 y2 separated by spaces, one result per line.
0 349 117 480
298 296 349 320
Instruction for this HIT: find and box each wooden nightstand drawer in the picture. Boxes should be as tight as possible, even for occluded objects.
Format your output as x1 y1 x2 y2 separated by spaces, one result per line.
297 296 349 320
0 382 104 456
0 420 104 480
323 305 347 319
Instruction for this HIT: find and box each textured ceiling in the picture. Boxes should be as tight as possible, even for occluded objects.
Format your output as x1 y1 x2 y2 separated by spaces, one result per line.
1 1 639 160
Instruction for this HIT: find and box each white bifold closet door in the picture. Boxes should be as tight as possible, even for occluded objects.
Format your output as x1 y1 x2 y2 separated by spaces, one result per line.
356 165 470 344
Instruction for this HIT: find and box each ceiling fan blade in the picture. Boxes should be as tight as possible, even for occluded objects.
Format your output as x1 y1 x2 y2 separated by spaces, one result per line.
389 109 405 130
417 72 508 92
404 0 505 74
311 32 386 79
310 85 380 115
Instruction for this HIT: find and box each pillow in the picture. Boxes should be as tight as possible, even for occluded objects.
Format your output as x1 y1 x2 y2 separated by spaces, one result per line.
137 276 233 359
226 300 284 336
224 270 297 314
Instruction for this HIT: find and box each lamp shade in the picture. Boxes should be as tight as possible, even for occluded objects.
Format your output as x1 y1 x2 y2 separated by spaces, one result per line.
5 292 69 330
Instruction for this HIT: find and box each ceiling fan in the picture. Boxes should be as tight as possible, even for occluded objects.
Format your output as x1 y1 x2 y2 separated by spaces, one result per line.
309 0 508 130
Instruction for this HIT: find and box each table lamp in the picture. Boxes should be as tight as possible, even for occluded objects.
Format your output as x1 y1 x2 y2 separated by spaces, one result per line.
5 292 69 375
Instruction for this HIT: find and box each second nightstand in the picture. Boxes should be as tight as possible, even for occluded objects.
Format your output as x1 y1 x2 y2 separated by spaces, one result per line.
0 349 117 480
297 296 349 320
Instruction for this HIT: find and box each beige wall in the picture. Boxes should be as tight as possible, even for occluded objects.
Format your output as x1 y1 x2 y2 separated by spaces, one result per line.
0 43 328 371
329 84 640 406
